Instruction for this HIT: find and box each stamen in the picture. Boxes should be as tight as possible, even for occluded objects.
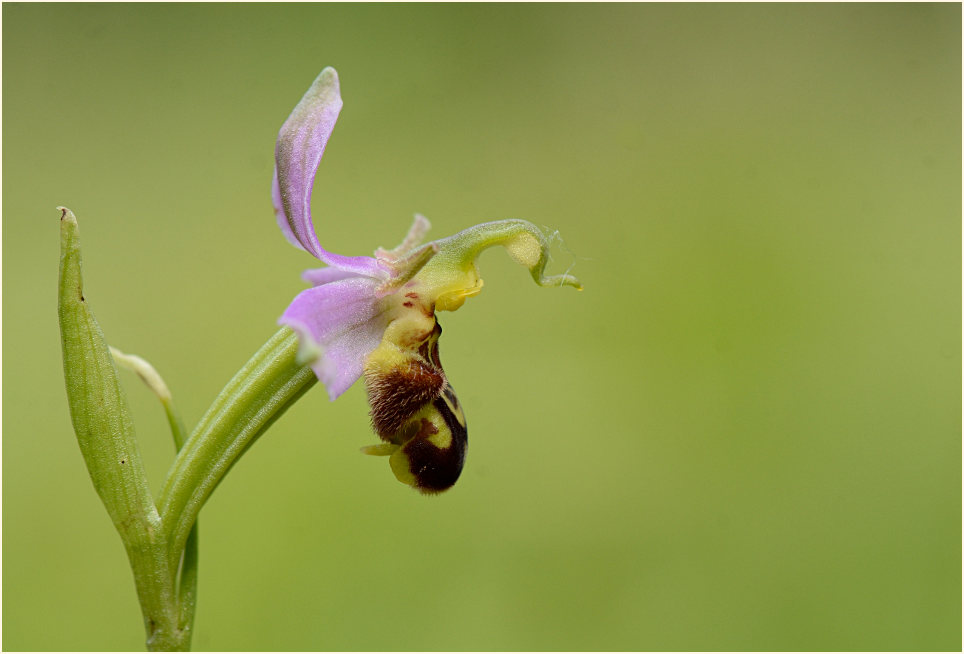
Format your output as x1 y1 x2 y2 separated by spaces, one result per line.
375 242 439 297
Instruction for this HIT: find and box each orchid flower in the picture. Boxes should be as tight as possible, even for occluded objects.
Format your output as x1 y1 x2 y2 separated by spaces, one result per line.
56 66 583 651
272 67 581 493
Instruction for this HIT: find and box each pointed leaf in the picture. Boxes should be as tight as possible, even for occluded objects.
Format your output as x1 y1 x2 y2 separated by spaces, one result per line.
57 207 157 537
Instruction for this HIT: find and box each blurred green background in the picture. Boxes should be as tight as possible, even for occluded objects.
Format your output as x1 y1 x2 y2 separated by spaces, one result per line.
3 3 960 651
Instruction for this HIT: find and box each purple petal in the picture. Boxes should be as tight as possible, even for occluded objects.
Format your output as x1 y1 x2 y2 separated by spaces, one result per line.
301 266 368 286
279 276 388 400
273 67 385 278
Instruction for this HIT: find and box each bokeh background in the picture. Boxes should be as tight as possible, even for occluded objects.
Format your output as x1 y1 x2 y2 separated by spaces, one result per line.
3 3 960 651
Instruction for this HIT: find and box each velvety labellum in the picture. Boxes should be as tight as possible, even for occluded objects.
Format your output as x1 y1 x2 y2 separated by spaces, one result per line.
363 322 467 493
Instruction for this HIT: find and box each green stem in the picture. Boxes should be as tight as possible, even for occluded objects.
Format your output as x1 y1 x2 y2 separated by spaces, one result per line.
177 525 199 639
59 208 187 650
61 208 321 650
153 380 198 642
110 344 198 649
125 537 186 652
156 328 317 566
159 379 198 646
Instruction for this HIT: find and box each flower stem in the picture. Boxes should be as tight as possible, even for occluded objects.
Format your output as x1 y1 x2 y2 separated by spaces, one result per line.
110 344 199 649
59 207 188 651
156 328 317 567
125 538 186 651
61 208 320 650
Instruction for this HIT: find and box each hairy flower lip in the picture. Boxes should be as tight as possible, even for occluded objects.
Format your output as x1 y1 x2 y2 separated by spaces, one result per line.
363 321 468 494
272 67 580 492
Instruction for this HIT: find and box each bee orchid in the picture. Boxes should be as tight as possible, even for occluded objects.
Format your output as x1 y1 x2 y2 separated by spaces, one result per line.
273 67 581 493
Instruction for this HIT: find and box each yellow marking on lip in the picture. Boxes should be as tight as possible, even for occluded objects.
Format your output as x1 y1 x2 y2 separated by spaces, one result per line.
389 449 418 487
435 281 483 312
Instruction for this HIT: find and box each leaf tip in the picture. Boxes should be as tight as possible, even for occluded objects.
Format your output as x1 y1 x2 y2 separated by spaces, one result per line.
57 206 77 224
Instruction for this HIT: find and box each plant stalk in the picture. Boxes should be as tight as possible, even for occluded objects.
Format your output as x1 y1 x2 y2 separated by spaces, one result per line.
156 328 317 567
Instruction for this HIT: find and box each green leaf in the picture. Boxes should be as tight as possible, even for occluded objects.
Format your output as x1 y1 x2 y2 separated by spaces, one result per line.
57 207 158 539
